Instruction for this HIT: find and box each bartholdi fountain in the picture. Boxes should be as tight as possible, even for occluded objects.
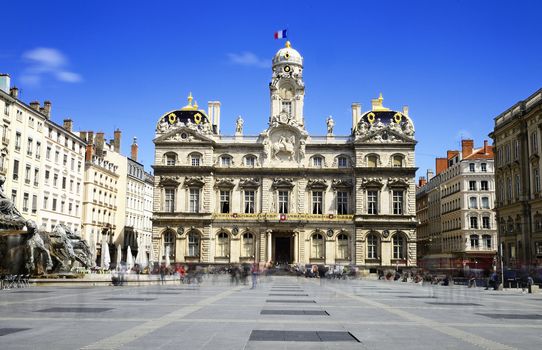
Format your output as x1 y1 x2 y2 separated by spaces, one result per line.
0 176 94 275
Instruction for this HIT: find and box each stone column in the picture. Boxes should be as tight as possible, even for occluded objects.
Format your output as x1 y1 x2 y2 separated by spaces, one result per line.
293 231 299 263
266 229 272 262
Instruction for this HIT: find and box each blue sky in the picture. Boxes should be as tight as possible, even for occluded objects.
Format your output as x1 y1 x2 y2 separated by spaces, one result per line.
1 0 542 176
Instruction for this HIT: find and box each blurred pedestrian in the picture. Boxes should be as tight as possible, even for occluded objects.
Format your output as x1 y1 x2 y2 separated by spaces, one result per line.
251 262 260 289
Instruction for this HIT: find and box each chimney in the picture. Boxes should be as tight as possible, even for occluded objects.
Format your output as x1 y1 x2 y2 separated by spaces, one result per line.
131 137 138 161
87 131 94 145
0 73 10 93
29 101 40 111
447 150 459 162
43 101 52 118
63 119 73 132
418 176 427 187
208 101 221 134
9 87 19 99
402 105 409 117
484 140 488 154
96 132 105 157
435 158 448 175
85 143 93 162
427 169 434 180
461 139 474 158
207 102 214 125
79 131 87 143
351 103 361 131
113 129 121 153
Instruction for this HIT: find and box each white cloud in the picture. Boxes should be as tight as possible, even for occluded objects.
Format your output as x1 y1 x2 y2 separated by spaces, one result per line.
227 52 269 68
21 47 82 85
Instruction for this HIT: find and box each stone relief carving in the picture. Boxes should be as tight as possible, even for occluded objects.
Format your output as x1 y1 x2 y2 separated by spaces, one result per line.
184 176 205 187
272 178 295 189
360 177 384 188
355 116 415 143
239 178 261 187
215 178 236 189
272 135 296 160
388 177 410 187
331 179 353 189
307 179 328 189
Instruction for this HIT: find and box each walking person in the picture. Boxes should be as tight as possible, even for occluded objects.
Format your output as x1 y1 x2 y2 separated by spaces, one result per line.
159 263 166 285
251 262 260 289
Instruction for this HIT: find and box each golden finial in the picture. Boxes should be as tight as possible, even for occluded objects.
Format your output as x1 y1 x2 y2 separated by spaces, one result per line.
187 92 193 106
193 100 198 110
378 92 383 101
285 41 291 48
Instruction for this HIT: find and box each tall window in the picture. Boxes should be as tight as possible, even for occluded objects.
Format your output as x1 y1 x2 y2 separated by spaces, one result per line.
469 197 477 209
22 193 29 212
216 232 229 257
313 156 323 168
163 231 175 258
312 191 323 214
189 189 200 213
367 234 378 259
469 163 475 172
393 155 403 168
12 159 19 180
367 155 377 168
278 191 289 214
244 190 255 213
470 235 479 249
535 169 541 193
15 132 21 151
469 181 476 191
25 165 31 184
481 181 489 191
164 188 175 212
245 156 256 167
392 235 405 259
337 191 348 215
367 190 378 214
392 190 404 215
483 235 492 249
27 138 33 156
470 217 478 229
188 232 200 256
338 156 348 168
336 234 349 259
481 197 490 209
515 175 520 198
532 131 538 154
482 216 490 229
220 190 230 213
242 233 254 257
481 162 487 172
221 156 232 167
311 233 324 258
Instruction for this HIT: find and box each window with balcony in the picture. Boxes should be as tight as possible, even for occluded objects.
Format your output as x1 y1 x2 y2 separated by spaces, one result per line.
337 191 348 215
12 159 19 180
312 191 323 214
22 193 29 212
34 169 39 186
15 132 21 151
27 138 33 156
25 165 31 184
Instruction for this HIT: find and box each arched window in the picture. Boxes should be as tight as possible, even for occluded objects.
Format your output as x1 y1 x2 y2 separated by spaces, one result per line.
311 233 324 258
336 233 349 259
312 156 323 168
220 155 232 167
392 155 403 167
367 233 379 259
164 152 177 166
242 232 254 257
244 155 257 167
163 230 175 259
367 155 378 168
216 232 230 257
392 234 405 259
190 153 201 166
482 234 492 249
337 156 348 168
188 232 200 257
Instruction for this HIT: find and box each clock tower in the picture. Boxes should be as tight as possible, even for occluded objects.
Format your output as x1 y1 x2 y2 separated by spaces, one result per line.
269 41 305 128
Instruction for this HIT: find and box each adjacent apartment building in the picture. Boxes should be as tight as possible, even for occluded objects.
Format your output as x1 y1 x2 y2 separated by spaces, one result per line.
490 88 542 269
416 139 497 272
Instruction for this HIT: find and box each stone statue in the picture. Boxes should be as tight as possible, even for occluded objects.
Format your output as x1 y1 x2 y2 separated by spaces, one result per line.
156 117 169 133
402 121 414 136
262 138 270 158
236 116 244 134
299 139 306 160
273 135 295 160
357 121 369 135
326 116 335 135
24 220 53 274
0 175 26 229
48 224 77 271
374 118 385 130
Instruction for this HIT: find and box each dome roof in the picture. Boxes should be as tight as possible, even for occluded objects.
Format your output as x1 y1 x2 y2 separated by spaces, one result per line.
272 41 303 66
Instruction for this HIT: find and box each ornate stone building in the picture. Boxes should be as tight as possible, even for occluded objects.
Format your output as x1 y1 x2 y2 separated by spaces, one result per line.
152 42 417 272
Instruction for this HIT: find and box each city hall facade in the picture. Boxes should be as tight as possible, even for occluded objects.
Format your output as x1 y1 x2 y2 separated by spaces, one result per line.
151 42 418 272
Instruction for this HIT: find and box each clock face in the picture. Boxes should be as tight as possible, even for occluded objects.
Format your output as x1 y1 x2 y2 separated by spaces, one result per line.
283 65 291 73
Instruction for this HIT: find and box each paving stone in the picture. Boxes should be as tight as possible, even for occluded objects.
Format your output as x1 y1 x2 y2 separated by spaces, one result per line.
102 297 156 301
426 302 482 306
268 293 309 296
266 300 316 303
476 313 542 320
0 328 31 336
260 310 328 315
249 330 358 342
36 307 113 313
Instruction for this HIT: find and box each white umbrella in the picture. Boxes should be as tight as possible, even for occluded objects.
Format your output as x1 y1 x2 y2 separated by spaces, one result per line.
102 241 111 270
116 244 122 269
126 246 134 270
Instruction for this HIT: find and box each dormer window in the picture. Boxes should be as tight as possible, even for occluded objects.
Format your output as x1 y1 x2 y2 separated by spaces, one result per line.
338 156 348 168
313 156 323 168
392 155 403 168
245 155 256 167
221 155 232 167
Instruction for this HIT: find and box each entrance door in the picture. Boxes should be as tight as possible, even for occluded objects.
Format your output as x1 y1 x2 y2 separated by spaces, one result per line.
275 237 292 264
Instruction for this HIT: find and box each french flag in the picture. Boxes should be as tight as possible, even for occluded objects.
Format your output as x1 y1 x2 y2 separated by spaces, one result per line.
274 29 287 39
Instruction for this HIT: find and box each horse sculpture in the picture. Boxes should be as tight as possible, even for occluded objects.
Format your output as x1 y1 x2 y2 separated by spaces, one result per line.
272 136 295 160
24 220 53 275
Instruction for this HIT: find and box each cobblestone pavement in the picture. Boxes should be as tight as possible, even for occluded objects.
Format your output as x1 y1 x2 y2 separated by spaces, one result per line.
0 275 541 349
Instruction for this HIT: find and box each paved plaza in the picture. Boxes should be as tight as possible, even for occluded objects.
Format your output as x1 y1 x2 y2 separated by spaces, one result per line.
0 276 541 349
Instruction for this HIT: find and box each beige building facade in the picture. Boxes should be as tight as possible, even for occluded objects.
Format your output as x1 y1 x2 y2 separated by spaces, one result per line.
151 43 418 272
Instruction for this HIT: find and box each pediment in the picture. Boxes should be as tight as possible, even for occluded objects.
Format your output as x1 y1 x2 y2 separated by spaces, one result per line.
272 177 295 189
239 178 261 188
360 177 384 188
387 177 410 188
331 179 353 189
307 179 328 190
159 176 181 187
215 178 236 189
154 126 214 143
184 176 205 187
